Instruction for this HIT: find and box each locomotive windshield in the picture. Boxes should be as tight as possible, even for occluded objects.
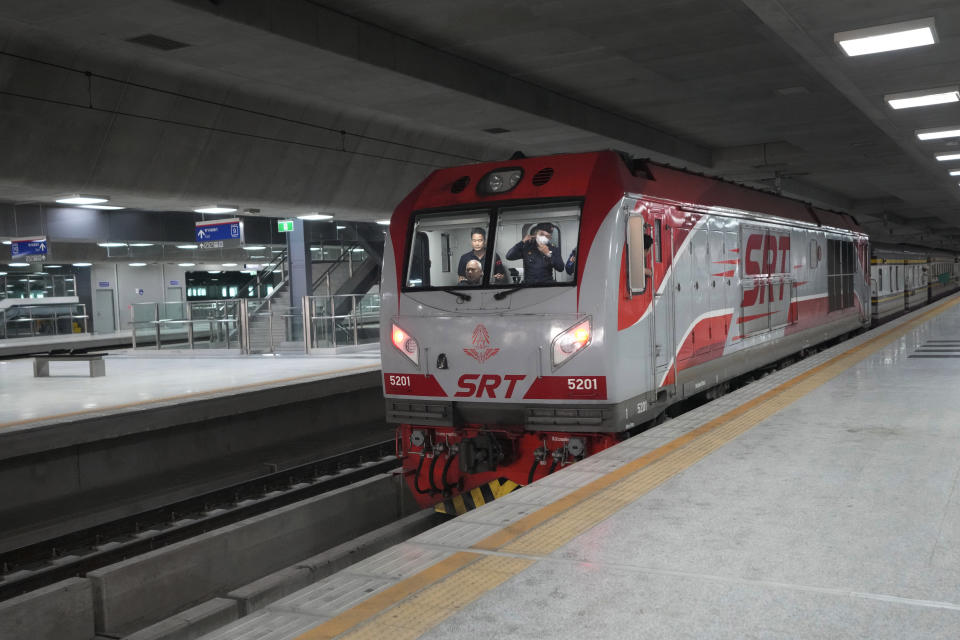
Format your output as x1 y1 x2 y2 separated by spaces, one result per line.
404 203 581 290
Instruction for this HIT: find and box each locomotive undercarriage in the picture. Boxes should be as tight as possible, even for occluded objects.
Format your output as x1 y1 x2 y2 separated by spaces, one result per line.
397 423 620 514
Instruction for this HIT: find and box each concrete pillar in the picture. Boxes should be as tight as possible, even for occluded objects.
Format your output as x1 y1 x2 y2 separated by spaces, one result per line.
286 219 312 340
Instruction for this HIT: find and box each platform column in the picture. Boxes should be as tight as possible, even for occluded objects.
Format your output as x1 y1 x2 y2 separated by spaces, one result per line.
286 219 312 347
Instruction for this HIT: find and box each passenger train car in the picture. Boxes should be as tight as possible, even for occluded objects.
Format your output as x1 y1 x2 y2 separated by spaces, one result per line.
379 150 951 514
870 244 960 323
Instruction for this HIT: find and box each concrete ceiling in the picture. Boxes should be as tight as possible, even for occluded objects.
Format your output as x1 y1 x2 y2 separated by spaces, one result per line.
1 0 960 246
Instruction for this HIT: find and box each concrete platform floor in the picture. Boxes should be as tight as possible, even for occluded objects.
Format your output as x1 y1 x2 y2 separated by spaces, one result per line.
197 296 960 639
0 347 381 429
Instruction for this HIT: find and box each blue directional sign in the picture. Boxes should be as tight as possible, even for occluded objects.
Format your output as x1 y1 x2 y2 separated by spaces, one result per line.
11 236 47 262
195 218 243 249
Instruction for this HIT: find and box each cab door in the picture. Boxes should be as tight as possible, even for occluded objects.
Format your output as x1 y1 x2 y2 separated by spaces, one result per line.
651 207 675 389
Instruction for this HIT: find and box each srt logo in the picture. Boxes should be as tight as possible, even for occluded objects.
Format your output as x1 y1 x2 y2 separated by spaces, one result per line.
742 233 791 306
464 324 499 363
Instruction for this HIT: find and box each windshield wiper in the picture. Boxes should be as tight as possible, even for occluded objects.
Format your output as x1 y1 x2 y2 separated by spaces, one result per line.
493 286 523 301
441 289 471 301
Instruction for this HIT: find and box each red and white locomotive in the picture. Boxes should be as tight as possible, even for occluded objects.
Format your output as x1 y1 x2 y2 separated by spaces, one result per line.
380 150 870 514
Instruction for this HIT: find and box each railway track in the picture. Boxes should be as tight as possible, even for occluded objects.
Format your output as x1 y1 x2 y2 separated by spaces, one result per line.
0 439 398 601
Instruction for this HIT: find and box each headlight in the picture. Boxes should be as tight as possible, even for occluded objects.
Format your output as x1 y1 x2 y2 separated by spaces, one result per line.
551 318 592 368
391 323 419 366
477 168 523 195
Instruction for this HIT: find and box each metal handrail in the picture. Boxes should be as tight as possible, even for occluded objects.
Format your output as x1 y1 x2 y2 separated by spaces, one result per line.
311 242 363 294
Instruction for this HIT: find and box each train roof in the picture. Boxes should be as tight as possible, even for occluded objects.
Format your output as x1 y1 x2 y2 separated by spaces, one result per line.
402 150 862 234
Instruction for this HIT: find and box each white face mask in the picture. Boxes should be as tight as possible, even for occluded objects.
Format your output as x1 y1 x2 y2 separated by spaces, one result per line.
536 234 549 246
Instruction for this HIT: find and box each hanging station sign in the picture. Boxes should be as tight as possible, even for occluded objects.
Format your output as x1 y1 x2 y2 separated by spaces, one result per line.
11 236 48 262
195 218 243 249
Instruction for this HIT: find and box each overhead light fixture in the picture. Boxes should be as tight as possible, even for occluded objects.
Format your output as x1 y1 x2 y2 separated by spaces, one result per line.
835 18 936 57
129 243 154 247
1 240 11 245
8 262 30 267
207 270 222 274
336 225 346 230
885 87 959 109
178 262 195 267
45 265 62 269
97 242 127 248
916 127 960 141
80 204 125 210
243 245 266 251
936 152 960 162
298 213 333 221
56 195 109 205
221 262 238 267
129 262 147 267
250 255 265 259
194 205 238 214
950 170 960 176
176 244 198 250
72 262 93 267
310 247 321 251
376 220 391 226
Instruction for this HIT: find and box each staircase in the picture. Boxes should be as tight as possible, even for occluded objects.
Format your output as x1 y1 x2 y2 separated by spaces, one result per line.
246 284 304 354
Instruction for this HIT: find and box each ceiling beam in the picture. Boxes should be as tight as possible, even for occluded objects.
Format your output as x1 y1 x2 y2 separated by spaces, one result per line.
173 0 712 168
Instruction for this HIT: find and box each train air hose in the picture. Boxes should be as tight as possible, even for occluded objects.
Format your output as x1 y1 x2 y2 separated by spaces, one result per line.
428 451 441 494
527 457 540 486
441 451 458 496
413 453 431 495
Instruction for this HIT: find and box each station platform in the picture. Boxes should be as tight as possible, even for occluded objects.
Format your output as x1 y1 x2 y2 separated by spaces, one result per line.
0 330 135 359
0 347 380 435
197 295 960 639
0 347 385 554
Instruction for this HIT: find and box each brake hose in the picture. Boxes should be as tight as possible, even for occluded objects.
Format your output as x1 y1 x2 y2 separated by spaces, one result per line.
428 450 441 494
441 451 458 496
413 453 430 495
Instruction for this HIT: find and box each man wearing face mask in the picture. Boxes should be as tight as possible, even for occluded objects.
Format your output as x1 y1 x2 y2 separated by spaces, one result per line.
505 222 565 284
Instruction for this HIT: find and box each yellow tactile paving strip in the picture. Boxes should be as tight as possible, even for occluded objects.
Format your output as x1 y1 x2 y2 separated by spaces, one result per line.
0 364 379 431
295 297 959 640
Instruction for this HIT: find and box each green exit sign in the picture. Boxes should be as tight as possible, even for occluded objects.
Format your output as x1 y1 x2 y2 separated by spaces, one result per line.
277 219 295 233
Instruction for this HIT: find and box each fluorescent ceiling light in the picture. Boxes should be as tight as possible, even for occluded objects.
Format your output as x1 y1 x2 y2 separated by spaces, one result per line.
45 265 62 269
8 262 30 267
1 240 10 245
949 170 960 176
129 243 154 247
249 255 265 259
97 242 127 248
352 248 365 253
936 152 960 161
178 262 195 267
72 262 93 267
194 205 237 214
310 247 321 251
56 195 109 205
129 262 147 267
835 18 936 57
885 87 959 109
80 204 125 210
243 245 266 251
916 127 960 140
0 271 5 275
221 262 237 267
298 213 333 221
207 270 222 274
176 244 198 250
336 225 346 230
376 220 391 225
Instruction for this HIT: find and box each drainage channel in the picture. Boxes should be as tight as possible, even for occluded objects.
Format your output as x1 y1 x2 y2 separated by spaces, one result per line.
0 439 398 601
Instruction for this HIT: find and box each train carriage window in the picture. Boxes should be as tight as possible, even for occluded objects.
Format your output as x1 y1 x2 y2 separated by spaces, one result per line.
809 239 819 268
878 266 882 292
655 219 662 263
405 210 493 288
495 203 581 286
827 238 856 312
627 216 649 294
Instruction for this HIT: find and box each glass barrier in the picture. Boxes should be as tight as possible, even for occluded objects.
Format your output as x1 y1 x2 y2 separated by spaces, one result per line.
305 293 380 350
130 300 242 350
0 303 88 339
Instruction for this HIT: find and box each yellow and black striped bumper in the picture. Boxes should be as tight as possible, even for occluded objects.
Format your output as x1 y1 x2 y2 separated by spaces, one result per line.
434 478 521 515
